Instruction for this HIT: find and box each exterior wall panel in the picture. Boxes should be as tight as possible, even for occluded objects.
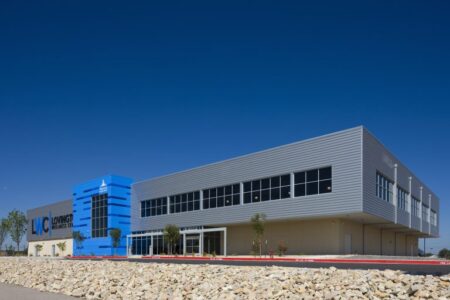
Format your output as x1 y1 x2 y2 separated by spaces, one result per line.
411 216 421 231
397 209 409 227
27 200 73 242
132 127 364 232
362 129 439 237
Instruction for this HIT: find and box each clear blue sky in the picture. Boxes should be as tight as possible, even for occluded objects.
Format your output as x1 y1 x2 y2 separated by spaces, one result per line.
0 1 449 253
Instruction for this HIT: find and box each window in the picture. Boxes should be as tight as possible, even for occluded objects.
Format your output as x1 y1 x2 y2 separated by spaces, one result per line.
92 194 108 238
430 210 437 226
203 183 240 210
422 203 429 222
412 197 420 217
243 174 290 204
169 191 200 214
397 187 408 211
376 172 393 203
294 166 332 197
141 197 168 218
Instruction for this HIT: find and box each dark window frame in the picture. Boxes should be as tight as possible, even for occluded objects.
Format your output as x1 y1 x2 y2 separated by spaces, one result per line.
203 183 241 210
92 193 108 238
294 166 332 197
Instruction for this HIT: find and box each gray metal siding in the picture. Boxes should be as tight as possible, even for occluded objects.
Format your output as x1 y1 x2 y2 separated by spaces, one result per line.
362 128 439 237
397 209 409 227
27 199 73 242
431 225 438 237
411 216 421 231
362 130 396 222
132 127 363 231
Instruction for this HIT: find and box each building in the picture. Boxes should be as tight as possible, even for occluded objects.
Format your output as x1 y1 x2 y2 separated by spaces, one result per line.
27 126 440 257
128 126 439 256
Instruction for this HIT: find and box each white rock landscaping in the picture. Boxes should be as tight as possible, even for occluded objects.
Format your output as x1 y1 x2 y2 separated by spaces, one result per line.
0 257 449 299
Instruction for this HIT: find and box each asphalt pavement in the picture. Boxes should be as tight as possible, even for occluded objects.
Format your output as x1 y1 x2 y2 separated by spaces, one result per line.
0 283 76 300
77 257 450 275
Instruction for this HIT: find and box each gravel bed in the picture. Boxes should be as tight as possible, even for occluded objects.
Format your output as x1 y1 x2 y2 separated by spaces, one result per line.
0 257 449 299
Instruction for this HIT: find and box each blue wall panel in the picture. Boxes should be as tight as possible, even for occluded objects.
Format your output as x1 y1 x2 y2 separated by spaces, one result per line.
73 175 132 256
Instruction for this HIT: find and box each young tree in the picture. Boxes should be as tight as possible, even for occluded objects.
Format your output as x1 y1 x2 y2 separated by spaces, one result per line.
56 242 66 255
163 224 180 255
109 228 122 255
251 213 266 257
73 231 86 252
438 248 450 259
7 210 27 252
0 218 10 251
34 244 43 256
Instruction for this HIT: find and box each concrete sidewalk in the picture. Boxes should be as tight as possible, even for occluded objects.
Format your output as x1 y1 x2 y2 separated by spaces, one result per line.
0 283 77 300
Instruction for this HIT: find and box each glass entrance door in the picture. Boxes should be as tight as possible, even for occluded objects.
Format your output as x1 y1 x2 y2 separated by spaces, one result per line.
185 234 200 255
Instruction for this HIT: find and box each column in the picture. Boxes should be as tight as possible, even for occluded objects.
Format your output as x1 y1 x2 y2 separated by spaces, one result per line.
200 231 204 255
183 233 186 255
200 190 204 210
408 177 412 227
290 172 295 198
224 228 227 256
240 182 244 205
167 196 171 214
428 194 432 235
393 164 398 224
419 186 423 231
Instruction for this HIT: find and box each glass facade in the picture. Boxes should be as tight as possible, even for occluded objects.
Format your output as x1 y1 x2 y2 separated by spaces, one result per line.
139 166 335 219
412 197 420 217
169 191 200 214
141 197 168 218
430 210 437 226
203 184 240 209
130 235 184 255
294 167 332 197
422 203 429 222
203 231 221 254
91 194 108 238
243 174 291 204
376 172 393 203
397 186 408 211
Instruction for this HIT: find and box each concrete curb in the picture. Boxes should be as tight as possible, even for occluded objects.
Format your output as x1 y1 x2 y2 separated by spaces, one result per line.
68 256 450 266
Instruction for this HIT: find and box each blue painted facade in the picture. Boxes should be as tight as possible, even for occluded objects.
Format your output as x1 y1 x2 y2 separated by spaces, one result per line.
72 175 132 256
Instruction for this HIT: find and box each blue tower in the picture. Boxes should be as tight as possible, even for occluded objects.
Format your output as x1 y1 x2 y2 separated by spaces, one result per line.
72 175 132 256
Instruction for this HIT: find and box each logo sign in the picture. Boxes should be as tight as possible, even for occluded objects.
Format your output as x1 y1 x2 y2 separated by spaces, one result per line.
32 212 73 236
99 179 107 194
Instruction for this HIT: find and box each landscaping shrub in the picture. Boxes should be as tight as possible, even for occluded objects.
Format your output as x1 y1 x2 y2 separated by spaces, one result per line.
277 240 288 256
438 248 450 259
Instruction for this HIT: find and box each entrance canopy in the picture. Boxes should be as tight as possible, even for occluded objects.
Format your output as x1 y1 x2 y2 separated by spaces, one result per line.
126 227 227 257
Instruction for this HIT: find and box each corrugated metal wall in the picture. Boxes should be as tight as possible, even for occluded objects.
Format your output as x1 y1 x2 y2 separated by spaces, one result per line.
362 128 439 237
27 199 73 242
132 127 363 231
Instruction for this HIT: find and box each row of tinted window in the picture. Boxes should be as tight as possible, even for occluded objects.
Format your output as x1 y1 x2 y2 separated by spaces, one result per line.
412 197 420 217
92 194 108 238
169 191 200 214
376 173 393 203
422 203 429 221
203 184 240 209
243 174 290 203
141 197 167 217
397 187 408 211
139 166 333 217
430 210 437 226
294 167 332 197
